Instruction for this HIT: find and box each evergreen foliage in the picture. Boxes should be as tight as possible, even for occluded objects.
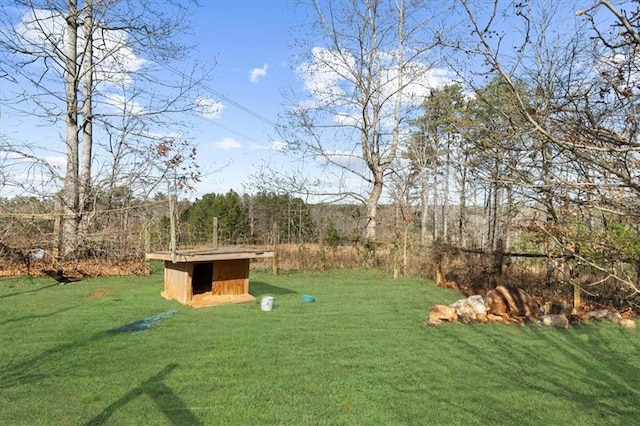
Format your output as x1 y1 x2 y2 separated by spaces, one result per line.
184 191 249 245
183 191 315 245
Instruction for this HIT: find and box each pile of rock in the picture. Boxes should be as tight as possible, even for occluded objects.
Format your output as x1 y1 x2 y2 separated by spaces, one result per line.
585 309 636 329
424 285 540 326
424 285 636 329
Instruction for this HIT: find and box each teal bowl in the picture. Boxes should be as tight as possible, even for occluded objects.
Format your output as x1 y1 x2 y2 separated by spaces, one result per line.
301 294 315 303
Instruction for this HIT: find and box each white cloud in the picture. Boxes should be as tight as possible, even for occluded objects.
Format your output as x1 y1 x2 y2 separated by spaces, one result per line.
323 150 361 162
299 47 353 106
94 30 146 88
196 96 224 119
248 140 287 151
249 63 269 83
298 46 456 118
1 150 66 169
17 9 65 51
214 137 241 149
270 140 288 151
42 155 67 168
333 112 358 126
104 93 145 115
17 8 145 89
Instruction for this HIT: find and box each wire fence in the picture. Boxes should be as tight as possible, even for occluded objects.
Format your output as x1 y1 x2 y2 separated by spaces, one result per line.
2 203 639 316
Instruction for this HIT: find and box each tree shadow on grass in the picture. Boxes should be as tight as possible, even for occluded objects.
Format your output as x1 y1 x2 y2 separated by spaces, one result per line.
0 312 176 390
85 363 202 426
0 305 77 326
0 282 60 299
250 281 297 297
0 312 201 424
528 324 640 417
430 323 640 422
0 331 109 390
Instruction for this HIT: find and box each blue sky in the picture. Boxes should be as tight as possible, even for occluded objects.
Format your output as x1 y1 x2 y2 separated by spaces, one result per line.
0 0 303 200
0 0 611 202
187 1 455 201
182 0 300 197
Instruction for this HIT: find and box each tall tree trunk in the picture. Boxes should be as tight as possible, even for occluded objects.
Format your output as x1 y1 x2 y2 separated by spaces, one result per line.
420 170 430 245
62 0 80 257
458 152 468 247
432 159 439 241
490 180 500 250
442 138 451 241
542 140 558 286
484 183 492 250
364 0 405 244
365 171 384 241
80 0 94 242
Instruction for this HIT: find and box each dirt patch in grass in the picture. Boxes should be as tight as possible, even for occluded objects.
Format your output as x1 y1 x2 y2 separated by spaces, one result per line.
86 288 110 299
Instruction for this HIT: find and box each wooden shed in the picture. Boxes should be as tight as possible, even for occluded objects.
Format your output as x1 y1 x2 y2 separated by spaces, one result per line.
145 247 274 308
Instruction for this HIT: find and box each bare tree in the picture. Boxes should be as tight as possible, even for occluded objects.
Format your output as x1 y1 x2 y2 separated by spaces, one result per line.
0 0 206 257
440 0 640 295
408 83 468 244
275 0 448 243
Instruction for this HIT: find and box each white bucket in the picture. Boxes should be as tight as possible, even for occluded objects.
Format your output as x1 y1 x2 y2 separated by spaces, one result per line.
261 296 274 312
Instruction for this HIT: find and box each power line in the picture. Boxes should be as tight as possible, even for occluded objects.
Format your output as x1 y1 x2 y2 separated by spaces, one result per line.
197 114 268 146
158 62 278 128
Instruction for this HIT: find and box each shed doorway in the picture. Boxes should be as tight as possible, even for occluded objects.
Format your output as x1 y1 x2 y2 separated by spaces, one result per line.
192 262 213 295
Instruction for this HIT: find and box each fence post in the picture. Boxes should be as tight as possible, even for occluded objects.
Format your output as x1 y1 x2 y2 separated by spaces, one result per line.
568 249 580 311
403 226 408 277
433 242 444 286
272 221 278 276
494 238 505 286
212 216 219 248
52 199 62 267
144 222 151 253
318 220 326 272
169 194 176 263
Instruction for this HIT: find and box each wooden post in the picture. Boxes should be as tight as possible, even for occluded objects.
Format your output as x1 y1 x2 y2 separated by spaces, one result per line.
569 249 580 312
435 260 444 286
433 241 444 286
494 238 504 286
169 194 177 263
393 247 399 279
393 202 400 279
318 219 326 272
403 226 408 277
272 221 278 276
52 199 62 267
144 222 151 253
212 216 219 248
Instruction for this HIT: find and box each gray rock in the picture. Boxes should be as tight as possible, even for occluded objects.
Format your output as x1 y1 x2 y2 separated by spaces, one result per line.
449 296 487 323
586 309 622 323
541 314 569 329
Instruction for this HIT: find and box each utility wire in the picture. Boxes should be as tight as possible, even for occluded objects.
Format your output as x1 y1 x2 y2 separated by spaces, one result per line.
158 62 278 128
194 113 268 146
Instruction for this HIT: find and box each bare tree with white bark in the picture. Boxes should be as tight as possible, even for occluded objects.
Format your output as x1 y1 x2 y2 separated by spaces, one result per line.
0 0 207 257
274 0 451 244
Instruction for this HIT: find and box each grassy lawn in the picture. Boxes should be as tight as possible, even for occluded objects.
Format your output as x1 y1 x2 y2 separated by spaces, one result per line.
1 266 639 425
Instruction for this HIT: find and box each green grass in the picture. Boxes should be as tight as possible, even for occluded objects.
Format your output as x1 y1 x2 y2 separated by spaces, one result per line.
1 267 639 425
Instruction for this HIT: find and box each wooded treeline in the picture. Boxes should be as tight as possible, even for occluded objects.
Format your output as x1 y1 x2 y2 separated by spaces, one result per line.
2 184 639 312
0 191 309 259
